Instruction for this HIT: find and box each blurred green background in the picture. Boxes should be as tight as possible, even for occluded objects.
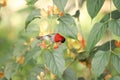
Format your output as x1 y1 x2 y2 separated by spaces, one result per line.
0 0 116 80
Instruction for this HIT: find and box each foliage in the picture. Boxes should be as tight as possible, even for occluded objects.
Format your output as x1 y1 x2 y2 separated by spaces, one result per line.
86 0 105 19
1 0 120 80
56 14 78 39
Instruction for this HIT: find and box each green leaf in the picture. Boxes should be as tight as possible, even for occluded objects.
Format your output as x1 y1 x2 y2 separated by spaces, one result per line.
24 47 41 64
20 24 40 41
53 0 68 12
26 0 38 5
22 59 36 71
25 9 40 29
56 14 78 39
92 51 110 77
0 49 12 67
86 0 105 18
28 65 45 80
4 62 19 80
0 78 8 80
100 10 120 23
112 53 120 73
77 51 88 61
31 39 41 49
86 23 108 51
110 76 120 80
45 47 65 76
98 40 116 51
63 68 77 80
113 0 120 11
108 19 120 36
0 31 14 66
113 48 120 54
25 23 40 37
13 39 28 57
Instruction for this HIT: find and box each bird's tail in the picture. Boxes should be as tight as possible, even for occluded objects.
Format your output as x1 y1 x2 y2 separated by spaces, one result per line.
36 36 44 40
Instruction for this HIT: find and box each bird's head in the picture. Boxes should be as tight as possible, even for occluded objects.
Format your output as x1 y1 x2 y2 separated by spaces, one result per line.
54 33 65 43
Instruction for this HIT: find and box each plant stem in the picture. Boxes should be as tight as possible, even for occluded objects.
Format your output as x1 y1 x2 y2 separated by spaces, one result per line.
109 0 112 52
110 0 112 20
65 57 77 70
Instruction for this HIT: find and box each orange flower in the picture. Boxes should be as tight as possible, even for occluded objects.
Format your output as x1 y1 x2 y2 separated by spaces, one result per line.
0 0 7 7
0 72 4 78
30 38 34 43
18 56 24 64
45 67 50 73
53 43 59 49
104 74 112 80
37 42 47 48
48 6 53 16
80 38 86 49
59 12 64 17
115 40 120 47
77 33 86 49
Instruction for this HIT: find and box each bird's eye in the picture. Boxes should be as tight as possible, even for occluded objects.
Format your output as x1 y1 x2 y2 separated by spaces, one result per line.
61 38 65 43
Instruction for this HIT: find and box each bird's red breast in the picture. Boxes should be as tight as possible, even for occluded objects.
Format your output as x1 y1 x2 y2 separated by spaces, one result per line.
54 33 65 43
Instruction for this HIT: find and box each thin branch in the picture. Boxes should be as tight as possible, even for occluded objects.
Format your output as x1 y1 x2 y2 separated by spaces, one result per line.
109 0 112 52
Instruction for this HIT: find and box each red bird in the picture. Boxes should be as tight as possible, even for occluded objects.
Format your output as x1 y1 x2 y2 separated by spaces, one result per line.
36 33 65 43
